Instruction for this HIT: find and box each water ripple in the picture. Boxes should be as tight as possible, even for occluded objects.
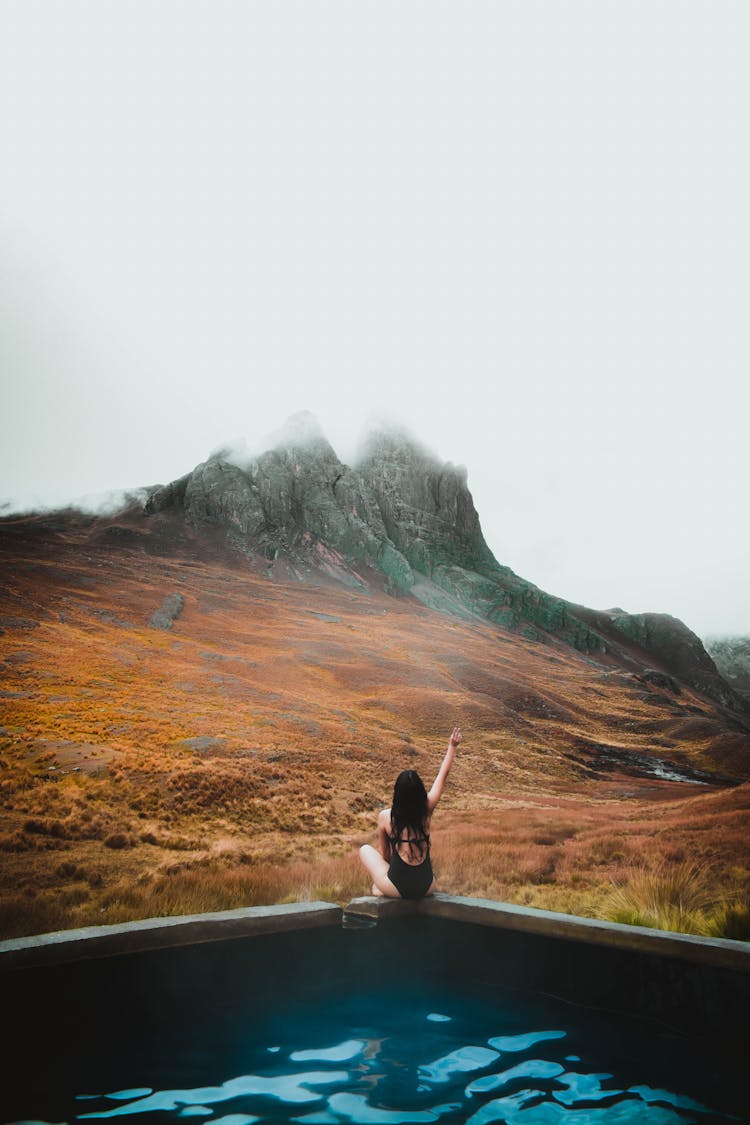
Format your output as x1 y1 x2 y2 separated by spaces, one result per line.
13 1011 736 1125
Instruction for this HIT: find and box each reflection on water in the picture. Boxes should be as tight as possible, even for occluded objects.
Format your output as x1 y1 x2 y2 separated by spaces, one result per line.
45 1008 732 1125
341 912 378 932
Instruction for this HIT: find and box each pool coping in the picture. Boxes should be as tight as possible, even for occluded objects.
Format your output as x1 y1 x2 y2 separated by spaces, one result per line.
0 901 342 971
344 893 750 973
2 893 748 976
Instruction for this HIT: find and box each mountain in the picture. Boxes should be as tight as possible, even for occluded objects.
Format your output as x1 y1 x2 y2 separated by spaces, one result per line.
705 637 750 702
1 417 749 938
143 412 748 726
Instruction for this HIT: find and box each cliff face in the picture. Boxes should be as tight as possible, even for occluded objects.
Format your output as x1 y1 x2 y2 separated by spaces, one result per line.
145 416 477 583
705 636 750 702
144 413 749 725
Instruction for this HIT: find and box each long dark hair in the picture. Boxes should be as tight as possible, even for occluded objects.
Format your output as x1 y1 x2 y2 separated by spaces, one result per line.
391 770 430 855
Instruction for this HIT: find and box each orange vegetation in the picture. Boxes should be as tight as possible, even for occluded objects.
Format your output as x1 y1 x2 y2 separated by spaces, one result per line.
0 513 748 940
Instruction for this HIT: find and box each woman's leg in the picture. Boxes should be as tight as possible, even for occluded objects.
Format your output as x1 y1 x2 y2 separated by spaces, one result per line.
359 844 401 898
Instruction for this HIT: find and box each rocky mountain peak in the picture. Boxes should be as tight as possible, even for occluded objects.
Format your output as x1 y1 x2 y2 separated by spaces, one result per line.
142 414 750 724
357 423 437 464
145 414 492 593
266 410 338 459
704 636 750 702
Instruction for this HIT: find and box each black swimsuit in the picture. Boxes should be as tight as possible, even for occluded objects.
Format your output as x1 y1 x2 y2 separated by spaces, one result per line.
387 830 433 900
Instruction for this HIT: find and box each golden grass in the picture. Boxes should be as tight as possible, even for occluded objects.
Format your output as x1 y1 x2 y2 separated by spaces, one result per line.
0 850 366 938
1 514 749 942
703 902 750 940
605 859 750 939
1 816 748 940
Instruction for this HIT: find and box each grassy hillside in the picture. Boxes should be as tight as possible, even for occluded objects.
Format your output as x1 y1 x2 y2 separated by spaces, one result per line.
1 513 748 939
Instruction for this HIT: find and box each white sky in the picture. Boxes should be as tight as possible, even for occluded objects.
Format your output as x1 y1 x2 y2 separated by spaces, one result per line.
1 2 748 638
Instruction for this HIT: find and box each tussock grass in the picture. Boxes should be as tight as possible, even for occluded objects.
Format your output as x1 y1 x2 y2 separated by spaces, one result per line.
703 902 750 941
0 895 70 939
605 860 749 938
2 837 748 941
0 851 366 938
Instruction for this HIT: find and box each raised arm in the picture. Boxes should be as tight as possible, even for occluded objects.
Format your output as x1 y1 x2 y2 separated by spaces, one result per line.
427 727 461 812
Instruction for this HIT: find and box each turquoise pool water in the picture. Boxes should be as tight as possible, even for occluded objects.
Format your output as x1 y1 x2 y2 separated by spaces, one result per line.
3 919 745 1124
9 981 742 1123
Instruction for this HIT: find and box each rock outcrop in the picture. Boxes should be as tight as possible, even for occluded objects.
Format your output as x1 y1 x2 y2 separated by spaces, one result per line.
704 636 750 702
144 412 750 725
148 593 185 630
575 607 745 716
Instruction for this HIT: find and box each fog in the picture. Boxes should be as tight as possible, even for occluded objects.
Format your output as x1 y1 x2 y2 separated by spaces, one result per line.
1 2 748 638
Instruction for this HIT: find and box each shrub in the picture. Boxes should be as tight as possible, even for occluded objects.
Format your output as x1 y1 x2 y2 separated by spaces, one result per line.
0 832 33 852
23 818 49 835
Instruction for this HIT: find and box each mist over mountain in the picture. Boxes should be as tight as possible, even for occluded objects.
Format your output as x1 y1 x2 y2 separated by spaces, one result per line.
705 637 750 703
139 413 747 726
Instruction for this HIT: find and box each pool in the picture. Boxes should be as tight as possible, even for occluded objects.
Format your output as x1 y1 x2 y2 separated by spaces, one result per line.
2 899 748 1124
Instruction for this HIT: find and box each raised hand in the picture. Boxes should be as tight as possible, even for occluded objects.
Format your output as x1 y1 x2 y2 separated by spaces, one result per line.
449 726 462 747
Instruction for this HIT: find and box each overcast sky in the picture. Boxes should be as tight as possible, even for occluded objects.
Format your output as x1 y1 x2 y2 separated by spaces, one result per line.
1 2 748 639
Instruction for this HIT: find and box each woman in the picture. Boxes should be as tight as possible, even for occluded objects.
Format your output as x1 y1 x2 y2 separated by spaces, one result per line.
358 727 461 899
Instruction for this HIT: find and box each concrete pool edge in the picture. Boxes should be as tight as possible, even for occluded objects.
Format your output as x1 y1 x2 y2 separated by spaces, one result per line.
344 894 750 1042
3 893 748 1048
344 893 750 973
0 901 342 971
2 892 748 977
